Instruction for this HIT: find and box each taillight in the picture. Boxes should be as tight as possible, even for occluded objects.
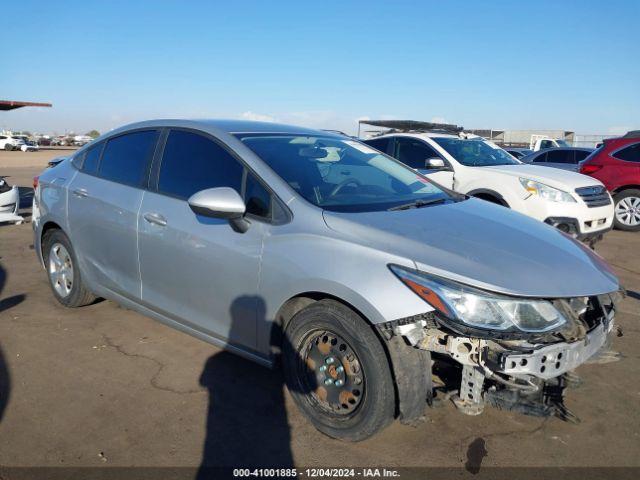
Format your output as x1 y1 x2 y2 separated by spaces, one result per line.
580 164 603 174
33 176 39 189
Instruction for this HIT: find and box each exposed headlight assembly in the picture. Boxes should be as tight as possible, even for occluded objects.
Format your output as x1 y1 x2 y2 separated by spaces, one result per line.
519 178 576 203
390 265 567 333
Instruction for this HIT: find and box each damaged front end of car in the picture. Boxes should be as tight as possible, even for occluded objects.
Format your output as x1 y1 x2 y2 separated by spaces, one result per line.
379 265 622 424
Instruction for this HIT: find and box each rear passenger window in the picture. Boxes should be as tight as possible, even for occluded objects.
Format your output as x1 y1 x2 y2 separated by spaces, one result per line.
613 143 640 163
100 130 158 186
244 173 271 218
81 142 104 174
546 150 572 164
158 130 243 200
364 137 390 154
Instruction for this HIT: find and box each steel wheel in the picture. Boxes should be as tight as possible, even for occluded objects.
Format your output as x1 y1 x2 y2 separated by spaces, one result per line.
615 196 640 227
301 330 365 416
48 242 74 298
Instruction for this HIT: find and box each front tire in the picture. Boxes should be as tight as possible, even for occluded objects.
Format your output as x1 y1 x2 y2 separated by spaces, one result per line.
282 300 395 441
613 189 640 231
43 229 96 307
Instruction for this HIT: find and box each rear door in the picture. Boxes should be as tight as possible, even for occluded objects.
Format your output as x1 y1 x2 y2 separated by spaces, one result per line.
67 129 159 299
138 129 269 349
392 137 454 189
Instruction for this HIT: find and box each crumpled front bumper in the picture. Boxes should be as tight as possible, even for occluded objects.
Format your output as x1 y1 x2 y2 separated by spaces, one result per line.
497 312 614 380
386 293 619 422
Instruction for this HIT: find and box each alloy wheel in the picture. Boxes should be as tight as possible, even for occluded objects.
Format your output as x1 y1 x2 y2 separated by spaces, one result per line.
615 196 640 227
48 243 74 297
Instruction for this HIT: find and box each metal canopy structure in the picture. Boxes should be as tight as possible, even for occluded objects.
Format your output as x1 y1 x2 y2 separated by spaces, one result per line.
0 100 52 111
358 119 463 137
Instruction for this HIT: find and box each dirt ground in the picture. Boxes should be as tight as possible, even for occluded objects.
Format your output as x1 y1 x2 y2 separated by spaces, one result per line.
1 149 639 474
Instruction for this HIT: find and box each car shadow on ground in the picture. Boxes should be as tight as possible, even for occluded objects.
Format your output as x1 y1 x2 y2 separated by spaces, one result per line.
196 296 315 477
0 262 21 425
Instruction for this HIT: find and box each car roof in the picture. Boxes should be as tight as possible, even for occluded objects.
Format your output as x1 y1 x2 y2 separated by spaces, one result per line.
368 132 460 140
533 147 594 153
108 119 342 137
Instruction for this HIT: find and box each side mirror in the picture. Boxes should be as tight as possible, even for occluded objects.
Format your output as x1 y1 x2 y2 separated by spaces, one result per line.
188 187 250 232
425 158 448 170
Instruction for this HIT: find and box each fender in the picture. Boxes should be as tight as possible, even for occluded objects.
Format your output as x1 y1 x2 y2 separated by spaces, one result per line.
466 188 509 207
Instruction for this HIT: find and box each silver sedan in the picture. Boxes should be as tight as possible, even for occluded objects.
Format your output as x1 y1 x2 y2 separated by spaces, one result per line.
33 119 620 440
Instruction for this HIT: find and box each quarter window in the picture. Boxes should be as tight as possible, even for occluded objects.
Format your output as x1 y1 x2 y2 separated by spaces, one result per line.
532 152 547 163
82 142 104 174
394 138 441 169
244 173 271 218
574 150 591 162
99 130 158 186
158 130 243 200
612 143 640 163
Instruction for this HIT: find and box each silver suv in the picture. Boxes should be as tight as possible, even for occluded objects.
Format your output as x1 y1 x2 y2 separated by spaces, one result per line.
33 120 620 440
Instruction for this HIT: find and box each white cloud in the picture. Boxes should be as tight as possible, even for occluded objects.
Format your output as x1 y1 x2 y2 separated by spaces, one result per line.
240 111 277 122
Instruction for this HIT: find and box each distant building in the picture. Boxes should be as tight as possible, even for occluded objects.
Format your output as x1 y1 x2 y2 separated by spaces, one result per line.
467 129 615 148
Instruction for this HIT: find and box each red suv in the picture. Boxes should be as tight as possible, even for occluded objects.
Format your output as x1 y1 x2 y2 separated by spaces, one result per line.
580 131 640 231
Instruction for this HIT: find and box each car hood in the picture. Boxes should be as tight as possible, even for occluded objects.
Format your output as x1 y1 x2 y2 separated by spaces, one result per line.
480 164 603 190
322 199 619 298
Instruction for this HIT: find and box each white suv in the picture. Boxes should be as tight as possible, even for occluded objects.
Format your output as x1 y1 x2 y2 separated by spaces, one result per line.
0 134 26 151
364 130 614 245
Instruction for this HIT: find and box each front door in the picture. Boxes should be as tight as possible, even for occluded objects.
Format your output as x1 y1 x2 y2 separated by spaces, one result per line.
138 129 266 349
393 137 455 189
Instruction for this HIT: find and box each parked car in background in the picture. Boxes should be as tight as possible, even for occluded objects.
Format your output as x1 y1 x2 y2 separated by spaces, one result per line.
14 135 40 152
520 147 594 172
51 136 74 146
580 130 640 231
32 119 621 440
363 121 613 245
0 134 26 151
504 147 532 159
530 135 571 151
0 176 24 224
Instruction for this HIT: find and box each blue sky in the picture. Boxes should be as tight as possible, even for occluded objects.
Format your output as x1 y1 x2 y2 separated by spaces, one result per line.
1 0 638 135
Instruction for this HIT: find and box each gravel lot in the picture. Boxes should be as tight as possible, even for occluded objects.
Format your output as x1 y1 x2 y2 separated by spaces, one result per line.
1 149 639 473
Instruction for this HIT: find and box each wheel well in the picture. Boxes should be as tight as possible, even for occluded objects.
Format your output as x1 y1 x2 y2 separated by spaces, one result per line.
275 292 371 332
471 192 508 207
40 221 62 255
612 185 640 195
274 292 427 424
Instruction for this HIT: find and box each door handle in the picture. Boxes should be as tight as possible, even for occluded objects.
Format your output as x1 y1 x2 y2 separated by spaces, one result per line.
72 188 88 198
143 212 167 227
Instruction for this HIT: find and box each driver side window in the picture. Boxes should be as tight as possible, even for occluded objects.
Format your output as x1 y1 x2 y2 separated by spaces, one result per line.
394 138 441 169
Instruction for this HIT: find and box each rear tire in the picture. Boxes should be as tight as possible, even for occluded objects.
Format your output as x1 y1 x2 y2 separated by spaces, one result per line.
42 229 96 307
613 189 640 231
4 144 12 151
282 299 395 441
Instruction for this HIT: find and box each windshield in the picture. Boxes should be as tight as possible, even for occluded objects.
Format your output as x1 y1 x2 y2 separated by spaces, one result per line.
236 134 454 212
556 140 571 147
433 137 520 166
